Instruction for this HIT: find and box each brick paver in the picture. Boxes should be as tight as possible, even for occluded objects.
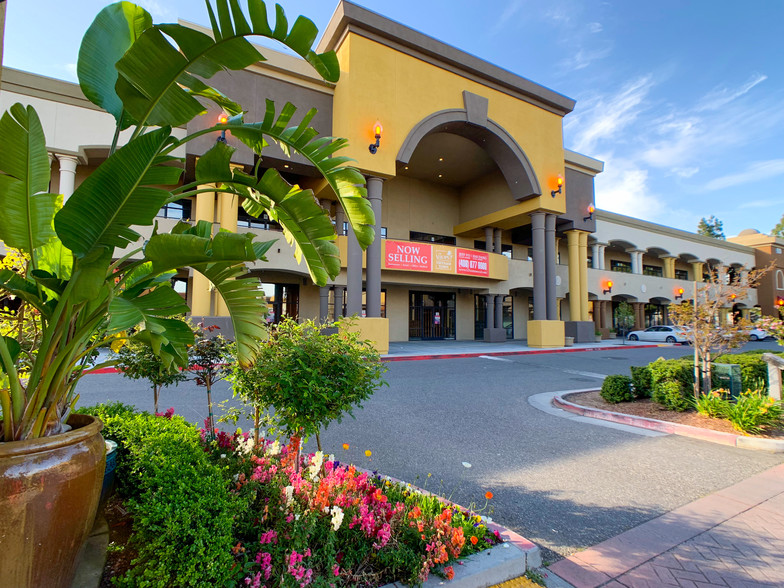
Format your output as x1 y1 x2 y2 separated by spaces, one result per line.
549 464 784 588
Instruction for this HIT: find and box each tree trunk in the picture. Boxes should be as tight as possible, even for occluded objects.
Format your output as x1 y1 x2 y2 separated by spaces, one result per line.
153 385 159 414
316 431 322 452
206 380 215 440
253 407 260 446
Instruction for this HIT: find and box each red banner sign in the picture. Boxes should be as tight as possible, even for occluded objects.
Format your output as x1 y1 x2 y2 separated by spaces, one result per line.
385 240 431 271
456 249 489 276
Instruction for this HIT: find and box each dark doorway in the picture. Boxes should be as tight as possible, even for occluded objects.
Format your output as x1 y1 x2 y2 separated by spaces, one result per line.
474 295 513 339
409 291 456 340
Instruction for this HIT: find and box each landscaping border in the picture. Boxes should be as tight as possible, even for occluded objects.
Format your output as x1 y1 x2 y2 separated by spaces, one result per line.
553 393 784 453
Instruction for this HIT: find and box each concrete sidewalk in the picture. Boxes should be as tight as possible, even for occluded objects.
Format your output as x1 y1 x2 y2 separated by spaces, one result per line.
383 339 669 361
548 463 784 588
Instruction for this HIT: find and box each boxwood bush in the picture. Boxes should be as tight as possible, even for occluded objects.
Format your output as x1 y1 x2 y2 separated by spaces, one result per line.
630 365 653 398
600 375 634 403
78 403 248 587
713 351 784 393
649 358 694 411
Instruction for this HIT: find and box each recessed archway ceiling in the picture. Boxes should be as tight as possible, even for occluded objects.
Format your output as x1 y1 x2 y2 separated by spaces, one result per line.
397 132 498 188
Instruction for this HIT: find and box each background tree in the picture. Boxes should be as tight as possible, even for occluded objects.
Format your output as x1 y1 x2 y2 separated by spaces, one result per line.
115 340 187 413
668 265 770 397
188 322 232 437
697 216 726 239
772 213 784 237
614 301 635 342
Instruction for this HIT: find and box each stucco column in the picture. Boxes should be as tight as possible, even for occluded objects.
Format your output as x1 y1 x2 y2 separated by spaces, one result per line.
484 227 493 252
662 305 670 325
579 231 589 321
592 243 602 270
335 204 345 235
544 213 557 320
485 294 495 329
691 261 704 282
628 250 641 274
566 229 581 321
365 176 384 318
214 192 240 316
531 212 547 320
56 154 79 201
495 294 504 331
600 245 607 270
662 257 675 279
346 226 363 316
493 228 502 255
633 302 645 330
333 286 345 320
191 187 217 316
319 287 330 322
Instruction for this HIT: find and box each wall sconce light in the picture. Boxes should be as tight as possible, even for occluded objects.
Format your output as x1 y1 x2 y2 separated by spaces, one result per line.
551 176 564 198
603 280 613 295
776 296 784 309
675 287 684 300
583 204 595 222
217 113 229 143
368 120 383 154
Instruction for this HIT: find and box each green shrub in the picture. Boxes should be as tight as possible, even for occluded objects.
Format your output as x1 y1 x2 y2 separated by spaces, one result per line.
79 404 246 587
649 358 694 411
600 375 634 403
630 365 653 398
725 389 784 435
713 351 784 392
694 390 731 418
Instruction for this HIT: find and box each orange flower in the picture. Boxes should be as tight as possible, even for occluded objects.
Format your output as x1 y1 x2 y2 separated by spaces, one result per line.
342 443 349 450
444 566 455 580
485 491 493 500
470 535 478 545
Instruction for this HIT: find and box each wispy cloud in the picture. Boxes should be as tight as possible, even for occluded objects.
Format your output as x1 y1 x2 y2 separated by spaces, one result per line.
704 159 784 191
587 22 603 33
696 72 767 112
738 198 783 209
137 0 177 22
492 0 525 33
559 45 612 72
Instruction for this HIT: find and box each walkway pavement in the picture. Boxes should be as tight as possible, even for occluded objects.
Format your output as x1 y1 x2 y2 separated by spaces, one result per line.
548 463 784 588
383 339 668 361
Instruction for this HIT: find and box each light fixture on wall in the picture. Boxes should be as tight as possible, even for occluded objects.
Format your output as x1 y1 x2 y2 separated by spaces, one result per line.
603 280 613 295
217 113 229 143
551 176 564 198
583 204 595 221
776 296 784 309
675 287 684 300
368 120 383 154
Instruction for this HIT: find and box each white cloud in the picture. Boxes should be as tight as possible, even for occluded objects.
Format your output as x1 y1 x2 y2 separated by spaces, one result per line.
492 0 525 33
696 72 767 112
136 0 177 22
588 22 603 33
704 159 784 191
566 75 654 153
559 45 612 72
672 167 699 178
738 198 782 209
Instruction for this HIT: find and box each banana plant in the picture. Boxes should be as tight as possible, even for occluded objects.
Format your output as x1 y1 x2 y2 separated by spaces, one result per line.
0 0 375 441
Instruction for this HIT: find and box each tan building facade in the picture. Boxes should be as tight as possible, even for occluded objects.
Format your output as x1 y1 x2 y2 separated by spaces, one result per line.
0 1 769 350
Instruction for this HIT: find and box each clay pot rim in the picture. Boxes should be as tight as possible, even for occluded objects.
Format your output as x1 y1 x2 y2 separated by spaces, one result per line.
0 414 103 458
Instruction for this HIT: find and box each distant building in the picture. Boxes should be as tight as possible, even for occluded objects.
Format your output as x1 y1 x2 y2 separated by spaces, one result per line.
728 230 784 316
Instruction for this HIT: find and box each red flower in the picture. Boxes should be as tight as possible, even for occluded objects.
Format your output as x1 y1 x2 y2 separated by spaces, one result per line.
485 491 493 500
444 566 455 580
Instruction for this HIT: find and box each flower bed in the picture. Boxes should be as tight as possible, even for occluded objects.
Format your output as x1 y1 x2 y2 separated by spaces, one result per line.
80 403 501 587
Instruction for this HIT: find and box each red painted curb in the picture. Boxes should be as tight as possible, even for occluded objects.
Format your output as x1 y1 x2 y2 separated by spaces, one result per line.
553 394 784 451
383 344 665 363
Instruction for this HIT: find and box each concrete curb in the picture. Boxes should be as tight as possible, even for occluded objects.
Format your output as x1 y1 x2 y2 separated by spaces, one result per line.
553 393 784 453
383 344 666 363
71 515 109 588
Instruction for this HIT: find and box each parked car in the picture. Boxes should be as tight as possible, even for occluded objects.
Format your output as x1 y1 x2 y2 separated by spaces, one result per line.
745 328 771 341
627 325 689 343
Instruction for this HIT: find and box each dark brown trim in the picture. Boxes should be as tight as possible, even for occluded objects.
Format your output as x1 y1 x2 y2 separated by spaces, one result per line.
318 1 575 116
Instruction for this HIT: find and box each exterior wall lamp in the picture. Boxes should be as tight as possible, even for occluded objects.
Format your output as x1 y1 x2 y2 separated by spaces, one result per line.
776 296 784 310
217 113 228 143
368 120 383 154
603 280 613 295
551 176 564 198
675 287 684 300
583 204 595 221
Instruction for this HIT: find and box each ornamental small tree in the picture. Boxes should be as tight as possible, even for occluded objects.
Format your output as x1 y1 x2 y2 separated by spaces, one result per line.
614 301 635 342
115 340 187 414
188 322 233 437
668 265 771 397
229 317 387 459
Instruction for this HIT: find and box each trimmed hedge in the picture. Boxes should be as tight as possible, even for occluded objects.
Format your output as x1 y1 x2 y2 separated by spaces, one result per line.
78 403 248 588
630 365 653 398
649 358 694 411
713 351 784 393
601 375 634 403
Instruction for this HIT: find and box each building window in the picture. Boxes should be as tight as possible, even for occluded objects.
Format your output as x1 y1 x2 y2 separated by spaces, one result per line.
381 227 387 239
776 269 784 290
675 269 689 280
587 256 593 267
157 198 192 219
643 265 663 277
238 208 282 231
611 260 632 273
473 240 512 258
410 231 456 246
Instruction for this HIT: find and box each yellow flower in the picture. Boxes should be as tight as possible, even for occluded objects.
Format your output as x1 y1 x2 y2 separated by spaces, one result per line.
342 443 349 450
365 450 372 457
110 337 127 353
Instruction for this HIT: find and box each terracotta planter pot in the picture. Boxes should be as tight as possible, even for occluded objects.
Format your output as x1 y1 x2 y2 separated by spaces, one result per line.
0 414 105 588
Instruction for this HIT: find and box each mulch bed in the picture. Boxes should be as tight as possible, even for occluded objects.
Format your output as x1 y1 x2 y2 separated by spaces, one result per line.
100 497 136 587
563 391 784 440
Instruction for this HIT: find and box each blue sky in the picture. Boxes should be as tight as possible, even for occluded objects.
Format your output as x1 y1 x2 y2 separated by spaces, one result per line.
4 0 783 237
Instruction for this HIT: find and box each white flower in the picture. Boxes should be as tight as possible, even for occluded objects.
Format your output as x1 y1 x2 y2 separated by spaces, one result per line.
308 451 324 480
236 436 255 455
330 506 344 531
267 440 281 456
220 453 226 459
284 485 295 507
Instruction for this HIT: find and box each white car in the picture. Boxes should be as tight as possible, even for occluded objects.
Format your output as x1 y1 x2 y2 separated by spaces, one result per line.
746 328 771 341
627 325 689 343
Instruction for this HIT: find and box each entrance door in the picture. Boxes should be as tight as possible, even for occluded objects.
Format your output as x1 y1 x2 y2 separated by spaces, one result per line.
474 295 514 339
409 291 456 340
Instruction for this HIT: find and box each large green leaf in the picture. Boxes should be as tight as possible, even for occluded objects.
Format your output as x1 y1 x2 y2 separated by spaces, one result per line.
77 2 152 128
108 284 190 333
0 104 58 255
227 101 375 249
115 0 339 129
132 317 195 368
0 270 48 315
54 127 182 259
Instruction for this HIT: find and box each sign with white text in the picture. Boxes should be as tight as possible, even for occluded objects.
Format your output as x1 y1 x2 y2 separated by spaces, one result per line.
456 249 489 277
384 240 431 271
382 240 493 278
